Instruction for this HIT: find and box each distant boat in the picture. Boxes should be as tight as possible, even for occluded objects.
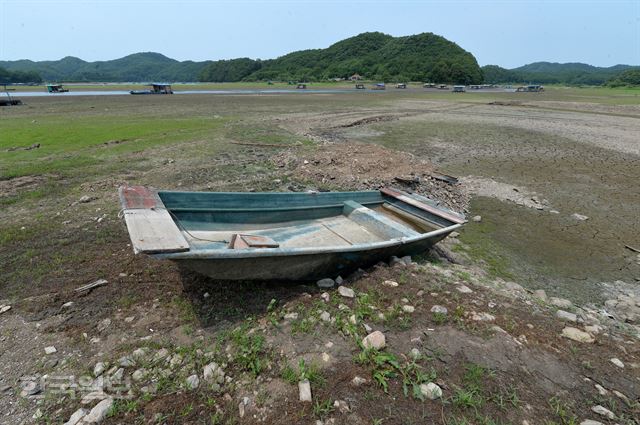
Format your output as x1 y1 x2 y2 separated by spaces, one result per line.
130 83 173 95
119 186 465 280
47 84 69 93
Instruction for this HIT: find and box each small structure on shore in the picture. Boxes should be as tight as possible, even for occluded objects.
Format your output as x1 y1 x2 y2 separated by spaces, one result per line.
395 83 407 89
47 84 69 93
516 85 544 92
371 83 386 90
437 84 448 90
452 85 466 93
296 83 307 89
355 83 365 90
350 73 362 81
130 83 173 95
423 83 436 88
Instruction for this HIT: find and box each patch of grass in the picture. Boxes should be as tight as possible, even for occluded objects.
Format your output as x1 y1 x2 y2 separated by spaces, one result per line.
172 296 197 323
281 359 325 386
548 396 578 425
433 312 448 325
452 387 484 409
230 321 269 377
313 398 334 419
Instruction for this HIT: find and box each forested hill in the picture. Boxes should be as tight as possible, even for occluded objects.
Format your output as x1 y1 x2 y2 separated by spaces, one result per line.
202 32 484 84
0 32 483 84
482 62 640 85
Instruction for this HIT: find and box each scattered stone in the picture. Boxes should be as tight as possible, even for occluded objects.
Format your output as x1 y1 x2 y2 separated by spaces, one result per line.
203 362 225 384
584 325 602 334
362 331 386 350
561 327 594 343
335 276 344 285
119 355 134 367
613 390 629 402
338 286 355 298
390 256 405 267
430 305 448 314
579 421 603 425
591 405 615 420
349 315 357 324
284 312 299 320
111 368 124 381
62 301 74 308
322 352 331 362
550 297 572 308
320 292 330 302
382 280 399 287
409 348 421 360
401 255 413 265
186 374 200 390
153 348 169 362
0 385 11 394
78 195 94 204
132 369 145 381
571 213 589 221
594 384 608 396
556 310 578 322
317 278 335 289
299 380 312 402
456 285 473 294
338 304 349 311
402 305 415 313
132 347 147 359
81 391 107 405
472 215 482 222
44 346 57 354
333 400 350 413
533 289 548 302
363 323 373 333
610 358 624 368
93 362 105 377
33 408 43 419
0 305 11 314
420 382 443 400
352 376 367 386
471 312 495 322
320 311 331 322
97 318 111 332
169 354 184 368
124 316 135 323
63 408 88 425
83 398 113 423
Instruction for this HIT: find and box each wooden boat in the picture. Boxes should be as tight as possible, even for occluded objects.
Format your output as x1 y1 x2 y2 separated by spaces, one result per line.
118 186 465 280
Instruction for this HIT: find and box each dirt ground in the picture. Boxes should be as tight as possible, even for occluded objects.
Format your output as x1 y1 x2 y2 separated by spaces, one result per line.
1 91 639 424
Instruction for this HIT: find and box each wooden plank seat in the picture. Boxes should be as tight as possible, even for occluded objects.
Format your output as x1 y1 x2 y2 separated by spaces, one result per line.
343 200 419 240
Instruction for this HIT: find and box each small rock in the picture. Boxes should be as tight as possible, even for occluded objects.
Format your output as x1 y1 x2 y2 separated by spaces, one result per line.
430 305 448 314
610 358 624 368
203 292 210 299
352 376 367 386
456 285 473 294
78 195 94 203
349 314 357 324
111 368 124 381
203 362 225 384
97 318 111 332
62 301 74 308
594 384 608 395
591 405 614 419
561 327 594 343
63 408 88 425
132 347 147 358
579 421 603 425
533 289 548 302
93 362 105 377
320 292 330 302
363 323 373 332
571 213 589 221
401 255 412 265
471 312 495 322
284 312 299 320
44 346 57 355
322 352 331 362
333 400 350 413
420 382 443 400
472 215 482 222
81 391 107 405
335 276 344 285
131 369 145 381
362 331 386 350
338 304 349 310
390 256 405 267
119 355 134 367
409 348 421 360
299 379 312 402
124 316 135 323
0 305 11 314
317 278 335 289
186 374 200 390
33 408 43 419
338 286 355 298
556 310 577 322
83 397 113 423
550 297 572 308
382 280 399 287
153 348 169 362
169 354 183 368
402 305 415 313
320 311 331 322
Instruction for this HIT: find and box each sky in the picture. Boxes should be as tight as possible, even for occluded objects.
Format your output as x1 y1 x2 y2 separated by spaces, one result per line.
1 0 639 68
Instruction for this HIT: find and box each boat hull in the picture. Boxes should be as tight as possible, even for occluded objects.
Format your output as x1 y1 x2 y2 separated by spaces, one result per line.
166 231 449 281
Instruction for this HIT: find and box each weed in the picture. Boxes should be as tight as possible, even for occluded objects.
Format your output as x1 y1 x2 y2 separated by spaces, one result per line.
548 396 578 425
452 387 484 409
433 312 448 325
313 398 334 419
230 322 268 376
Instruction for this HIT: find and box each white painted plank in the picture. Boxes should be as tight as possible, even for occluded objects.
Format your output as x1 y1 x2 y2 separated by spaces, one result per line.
123 208 190 254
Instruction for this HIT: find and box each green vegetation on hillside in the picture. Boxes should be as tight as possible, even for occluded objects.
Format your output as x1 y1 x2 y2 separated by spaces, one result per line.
481 62 639 85
0 66 42 84
607 69 640 87
201 32 483 84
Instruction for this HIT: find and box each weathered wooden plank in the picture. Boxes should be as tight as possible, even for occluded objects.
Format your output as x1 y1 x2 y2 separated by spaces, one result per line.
380 188 466 224
344 200 419 240
119 185 190 254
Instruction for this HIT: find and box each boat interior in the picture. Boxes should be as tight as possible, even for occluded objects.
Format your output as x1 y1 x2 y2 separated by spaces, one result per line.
157 190 458 251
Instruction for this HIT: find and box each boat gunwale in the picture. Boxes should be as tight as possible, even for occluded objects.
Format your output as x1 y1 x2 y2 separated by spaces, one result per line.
153 223 462 260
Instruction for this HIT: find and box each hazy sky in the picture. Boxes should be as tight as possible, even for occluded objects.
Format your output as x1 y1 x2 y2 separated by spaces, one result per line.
1 0 638 68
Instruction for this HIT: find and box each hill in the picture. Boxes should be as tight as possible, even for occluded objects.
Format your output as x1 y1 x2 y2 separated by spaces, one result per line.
481 62 640 85
203 32 484 84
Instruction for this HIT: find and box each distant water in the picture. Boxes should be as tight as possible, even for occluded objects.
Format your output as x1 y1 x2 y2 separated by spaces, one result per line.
11 89 359 97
